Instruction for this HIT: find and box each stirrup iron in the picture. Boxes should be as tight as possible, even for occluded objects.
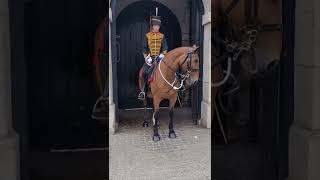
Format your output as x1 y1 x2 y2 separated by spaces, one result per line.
138 92 146 100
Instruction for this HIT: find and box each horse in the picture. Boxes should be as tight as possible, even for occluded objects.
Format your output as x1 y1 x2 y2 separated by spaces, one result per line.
140 45 200 141
212 0 282 77
92 16 108 97
91 16 108 121
212 0 282 142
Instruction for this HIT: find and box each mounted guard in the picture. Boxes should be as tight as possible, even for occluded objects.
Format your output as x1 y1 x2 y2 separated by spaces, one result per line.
134 7 200 142
138 7 168 100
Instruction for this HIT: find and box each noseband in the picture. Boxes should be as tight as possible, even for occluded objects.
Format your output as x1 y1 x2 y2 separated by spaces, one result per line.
176 48 193 80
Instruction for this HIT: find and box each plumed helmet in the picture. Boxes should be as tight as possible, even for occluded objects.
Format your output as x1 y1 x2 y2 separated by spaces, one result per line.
150 16 161 26
150 7 161 26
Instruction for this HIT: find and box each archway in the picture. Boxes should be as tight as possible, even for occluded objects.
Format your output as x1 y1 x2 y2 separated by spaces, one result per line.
116 1 182 109
109 0 208 132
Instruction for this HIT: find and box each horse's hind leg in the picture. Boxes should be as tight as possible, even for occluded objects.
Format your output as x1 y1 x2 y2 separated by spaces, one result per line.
168 96 177 138
142 99 149 127
152 97 161 141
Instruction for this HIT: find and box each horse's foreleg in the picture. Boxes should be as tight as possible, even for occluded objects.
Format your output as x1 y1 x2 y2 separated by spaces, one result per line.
168 108 176 138
142 99 149 127
152 97 161 141
168 96 177 138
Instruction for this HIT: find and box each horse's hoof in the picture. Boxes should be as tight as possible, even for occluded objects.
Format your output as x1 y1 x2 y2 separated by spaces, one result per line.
152 134 161 141
142 122 149 127
169 131 176 139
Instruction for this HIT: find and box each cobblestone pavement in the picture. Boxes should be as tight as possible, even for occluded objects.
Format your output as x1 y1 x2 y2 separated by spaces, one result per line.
109 108 211 180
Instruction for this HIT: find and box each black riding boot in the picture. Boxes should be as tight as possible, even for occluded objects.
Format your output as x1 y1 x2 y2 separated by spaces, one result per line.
138 74 147 100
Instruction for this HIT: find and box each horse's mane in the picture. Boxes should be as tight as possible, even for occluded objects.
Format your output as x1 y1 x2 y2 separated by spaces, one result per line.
165 47 189 62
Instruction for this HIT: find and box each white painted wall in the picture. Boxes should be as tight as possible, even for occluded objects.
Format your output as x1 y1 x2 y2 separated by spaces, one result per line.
200 0 211 128
109 1 116 134
0 0 19 179
289 0 320 180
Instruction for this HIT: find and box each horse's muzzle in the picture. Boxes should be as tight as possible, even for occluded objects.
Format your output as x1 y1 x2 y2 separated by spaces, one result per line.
193 80 199 86
185 77 199 88
188 80 199 88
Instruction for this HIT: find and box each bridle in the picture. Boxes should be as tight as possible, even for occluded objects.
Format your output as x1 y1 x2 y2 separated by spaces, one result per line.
159 47 197 90
212 0 282 87
216 0 282 31
214 0 282 57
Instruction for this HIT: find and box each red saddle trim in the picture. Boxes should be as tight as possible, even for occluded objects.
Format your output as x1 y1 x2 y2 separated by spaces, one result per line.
148 75 154 83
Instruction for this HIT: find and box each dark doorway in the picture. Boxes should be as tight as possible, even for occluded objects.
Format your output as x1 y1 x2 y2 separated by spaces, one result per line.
116 1 182 109
190 0 204 124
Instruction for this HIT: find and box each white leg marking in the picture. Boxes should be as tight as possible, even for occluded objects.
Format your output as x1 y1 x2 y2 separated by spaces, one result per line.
152 112 156 126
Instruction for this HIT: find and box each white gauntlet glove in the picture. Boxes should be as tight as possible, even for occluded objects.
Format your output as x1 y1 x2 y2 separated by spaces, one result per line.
159 53 164 59
146 57 152 65
145 54 152 66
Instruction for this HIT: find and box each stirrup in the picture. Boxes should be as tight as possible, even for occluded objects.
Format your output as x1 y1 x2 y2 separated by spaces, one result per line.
138 92 146 100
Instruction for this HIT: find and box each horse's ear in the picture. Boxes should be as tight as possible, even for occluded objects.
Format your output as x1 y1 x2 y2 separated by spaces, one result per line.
192 44 200 54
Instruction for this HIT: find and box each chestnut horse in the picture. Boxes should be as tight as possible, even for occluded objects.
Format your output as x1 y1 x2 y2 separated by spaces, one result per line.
212 0 282 82
212 0 282 141
141 45 200 141
92 17 108 96
91 17 108 121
